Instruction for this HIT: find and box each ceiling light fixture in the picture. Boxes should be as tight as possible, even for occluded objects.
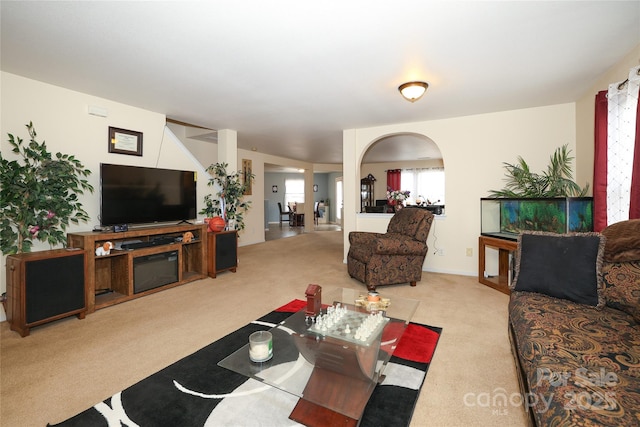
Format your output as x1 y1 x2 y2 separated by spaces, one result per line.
398 81 429 103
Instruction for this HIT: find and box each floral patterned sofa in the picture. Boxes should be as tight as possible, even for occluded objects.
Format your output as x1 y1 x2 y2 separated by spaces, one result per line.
509 219 640 426
347 207 434 291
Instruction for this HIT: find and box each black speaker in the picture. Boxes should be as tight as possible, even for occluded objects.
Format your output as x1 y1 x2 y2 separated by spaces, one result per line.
207 231 238 278
24 253 85 323
6 249 86 336
215 232 237 271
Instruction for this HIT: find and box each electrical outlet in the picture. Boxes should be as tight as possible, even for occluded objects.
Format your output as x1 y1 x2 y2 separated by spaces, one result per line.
436 248 445 256
466 248 473 257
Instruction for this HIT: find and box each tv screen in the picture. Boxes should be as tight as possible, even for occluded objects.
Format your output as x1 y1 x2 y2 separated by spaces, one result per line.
100 163 197 226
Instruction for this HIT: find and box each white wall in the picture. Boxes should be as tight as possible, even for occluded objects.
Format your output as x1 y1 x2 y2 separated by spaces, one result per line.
233 148 265 244
166 122 218 169
344 103 577 276
0 72 210 296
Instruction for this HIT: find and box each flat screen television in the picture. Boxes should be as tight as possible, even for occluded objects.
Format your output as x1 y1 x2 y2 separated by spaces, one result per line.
100 163 197 226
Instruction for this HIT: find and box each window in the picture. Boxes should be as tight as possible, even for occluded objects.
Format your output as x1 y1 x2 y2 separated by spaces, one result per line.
401 168 445 205
285 178 304 208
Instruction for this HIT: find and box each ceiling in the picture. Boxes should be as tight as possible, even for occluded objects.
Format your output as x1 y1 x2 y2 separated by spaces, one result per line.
2 2 639 166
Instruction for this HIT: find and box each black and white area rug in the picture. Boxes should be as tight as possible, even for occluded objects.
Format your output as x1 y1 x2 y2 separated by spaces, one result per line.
50 300 442 427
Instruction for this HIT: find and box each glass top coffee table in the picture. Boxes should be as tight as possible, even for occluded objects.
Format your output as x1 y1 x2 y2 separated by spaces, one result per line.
218 287 420 426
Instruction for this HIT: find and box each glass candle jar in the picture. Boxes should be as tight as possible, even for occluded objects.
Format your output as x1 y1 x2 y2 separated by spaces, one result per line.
249 331 273 362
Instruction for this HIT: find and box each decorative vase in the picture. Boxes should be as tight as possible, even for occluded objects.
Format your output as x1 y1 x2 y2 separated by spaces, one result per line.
394 203 404 213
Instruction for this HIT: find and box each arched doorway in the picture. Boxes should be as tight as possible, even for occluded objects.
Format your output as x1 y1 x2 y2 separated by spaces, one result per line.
359 133 444 211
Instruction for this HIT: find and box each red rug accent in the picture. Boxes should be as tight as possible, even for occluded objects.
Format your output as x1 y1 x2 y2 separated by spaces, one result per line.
275 299 306 313
394 323 440 364
276 299 333 313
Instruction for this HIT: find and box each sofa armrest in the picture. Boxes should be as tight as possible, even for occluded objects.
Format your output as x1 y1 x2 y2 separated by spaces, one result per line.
349 231 385 246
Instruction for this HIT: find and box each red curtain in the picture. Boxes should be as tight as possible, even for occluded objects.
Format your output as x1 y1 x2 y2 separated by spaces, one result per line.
593 90 608 231
386 169 401 192
593 87 640 231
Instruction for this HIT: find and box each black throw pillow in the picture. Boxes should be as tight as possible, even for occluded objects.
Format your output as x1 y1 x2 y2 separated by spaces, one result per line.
511 231 605 308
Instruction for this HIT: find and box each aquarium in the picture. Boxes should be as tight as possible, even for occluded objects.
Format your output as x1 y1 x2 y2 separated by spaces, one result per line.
480 197 593 241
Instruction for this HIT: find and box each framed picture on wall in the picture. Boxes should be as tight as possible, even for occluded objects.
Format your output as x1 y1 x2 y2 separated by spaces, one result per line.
242 159 252 195
108 127 143 156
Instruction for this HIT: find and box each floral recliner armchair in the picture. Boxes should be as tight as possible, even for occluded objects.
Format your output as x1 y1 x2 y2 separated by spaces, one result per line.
347 207 434 291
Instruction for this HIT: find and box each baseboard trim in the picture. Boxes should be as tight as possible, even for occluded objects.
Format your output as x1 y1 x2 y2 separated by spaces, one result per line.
424 267 475 277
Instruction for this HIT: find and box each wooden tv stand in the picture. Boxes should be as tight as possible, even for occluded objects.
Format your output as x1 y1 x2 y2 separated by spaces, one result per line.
67 223 207 313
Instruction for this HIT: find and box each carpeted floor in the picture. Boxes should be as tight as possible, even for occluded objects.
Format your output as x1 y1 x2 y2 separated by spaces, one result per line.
0 230 527 426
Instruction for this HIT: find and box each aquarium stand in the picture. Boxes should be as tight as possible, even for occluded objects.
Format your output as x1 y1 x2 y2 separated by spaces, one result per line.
478 235 518 295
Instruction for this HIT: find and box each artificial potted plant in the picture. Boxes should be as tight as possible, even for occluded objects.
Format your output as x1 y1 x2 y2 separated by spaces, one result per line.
488 144 588 198
200 162 254 231
0 122 94 254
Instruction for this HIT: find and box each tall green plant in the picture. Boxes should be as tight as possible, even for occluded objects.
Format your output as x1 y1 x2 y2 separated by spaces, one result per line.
489 144 588 198
0 122 94 254
199 162 254 231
